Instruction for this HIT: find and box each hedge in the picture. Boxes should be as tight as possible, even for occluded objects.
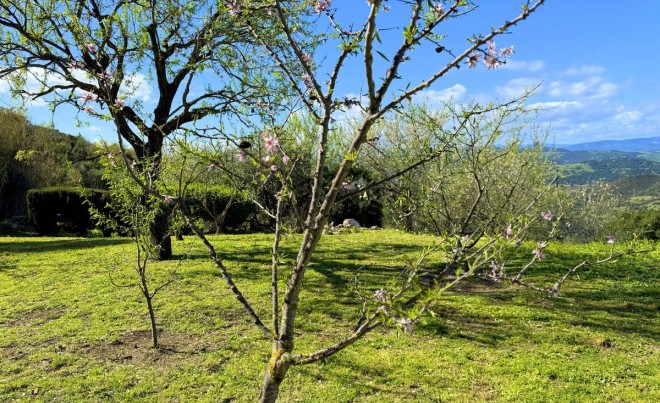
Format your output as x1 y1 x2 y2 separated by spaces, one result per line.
26 187 109 236
184 185 256 233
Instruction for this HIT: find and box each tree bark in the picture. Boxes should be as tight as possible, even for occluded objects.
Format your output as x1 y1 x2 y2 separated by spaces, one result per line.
145 294 158 349
149 207 172 260
259 345 290 403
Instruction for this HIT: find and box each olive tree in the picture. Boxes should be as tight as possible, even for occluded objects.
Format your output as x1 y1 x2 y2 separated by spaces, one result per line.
359 100 553 238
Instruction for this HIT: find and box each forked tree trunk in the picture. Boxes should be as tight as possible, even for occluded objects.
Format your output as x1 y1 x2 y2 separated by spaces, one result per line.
259 344 291 403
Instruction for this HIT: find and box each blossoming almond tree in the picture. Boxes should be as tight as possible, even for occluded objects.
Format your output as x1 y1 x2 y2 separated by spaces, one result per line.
204 1 550 400
0 0 301 259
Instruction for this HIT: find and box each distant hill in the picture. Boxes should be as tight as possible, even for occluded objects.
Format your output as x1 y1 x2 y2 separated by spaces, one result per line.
552 155 660 185
553 136 660 153
611 174 660 209
545 137 660 187
547 149 645 164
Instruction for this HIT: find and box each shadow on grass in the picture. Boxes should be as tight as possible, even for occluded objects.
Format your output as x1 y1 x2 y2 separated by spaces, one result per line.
416 278 660 346
1 237 132 254
174 236 659 346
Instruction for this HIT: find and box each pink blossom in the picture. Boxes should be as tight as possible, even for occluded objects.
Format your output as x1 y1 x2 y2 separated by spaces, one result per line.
483 54 500 69
466 52 480 68
85 43 97 53
262 155 271 164
301 74 314 91
487 40 497 55
80 92 98 103
163 195 176 204
114 98 125 108
313 0 331 13
237 152 247 163
263 136 279 154
432 4 445 16
301 53 313 67
83 106 94 113
207 162 219 172
374 288 389 302
532 248 545 260
68 60 84 70
282 155 290 165
504 225 513 238
270 164 278 172
541 210 553 221
227 2 241 16
500 46 515 57
537 241 547 250
107 153 114 159
98 70 113 82
606 235 616 244
256 100 269 109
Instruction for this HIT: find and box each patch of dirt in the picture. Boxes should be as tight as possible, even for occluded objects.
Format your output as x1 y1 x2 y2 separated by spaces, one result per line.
80 330 225 369
2 308 65 328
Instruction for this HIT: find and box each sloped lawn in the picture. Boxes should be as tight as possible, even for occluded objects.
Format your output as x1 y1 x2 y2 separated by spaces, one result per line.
0 231 658 401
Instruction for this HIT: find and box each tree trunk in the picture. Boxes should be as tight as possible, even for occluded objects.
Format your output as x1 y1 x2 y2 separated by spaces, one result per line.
149 208 172 260
145 294 158 349
259 346 290 403
144 135 172 260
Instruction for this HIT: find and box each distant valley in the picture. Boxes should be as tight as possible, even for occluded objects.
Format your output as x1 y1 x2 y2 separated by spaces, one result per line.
546 136 660 209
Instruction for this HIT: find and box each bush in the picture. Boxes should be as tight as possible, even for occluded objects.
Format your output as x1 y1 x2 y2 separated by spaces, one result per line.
27 187 109 236
184 185 256 233
327 166 384 228
614 209 660 241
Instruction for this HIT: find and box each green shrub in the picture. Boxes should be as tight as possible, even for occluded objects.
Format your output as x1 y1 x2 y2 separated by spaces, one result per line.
614 209 660 240
327 166 384 228
27 187 109 236
184 185 256 233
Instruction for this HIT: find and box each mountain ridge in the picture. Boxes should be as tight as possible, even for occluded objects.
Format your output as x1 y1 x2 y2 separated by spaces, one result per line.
552 136 660 153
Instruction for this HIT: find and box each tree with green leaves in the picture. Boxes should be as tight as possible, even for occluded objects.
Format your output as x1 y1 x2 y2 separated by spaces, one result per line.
0 0 299 258
0 108 102 220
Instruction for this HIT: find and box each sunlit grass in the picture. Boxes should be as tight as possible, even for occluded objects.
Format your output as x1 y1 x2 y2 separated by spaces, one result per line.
0 231 658 401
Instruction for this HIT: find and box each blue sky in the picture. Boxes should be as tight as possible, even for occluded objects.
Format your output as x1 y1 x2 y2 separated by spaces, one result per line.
2 1 658 145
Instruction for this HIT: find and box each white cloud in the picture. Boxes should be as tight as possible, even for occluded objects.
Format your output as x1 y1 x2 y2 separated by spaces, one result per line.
122 73 153 102
529 100 583 112
495 77 542 99
565 65 606 76
0 67 154 106
613 110 643 124
415 84 468 104
547 76 618 100
500 59 545 72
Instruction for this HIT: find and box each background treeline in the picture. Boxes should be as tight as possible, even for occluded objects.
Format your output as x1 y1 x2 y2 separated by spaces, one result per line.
0 108 104 220
1 107 658 241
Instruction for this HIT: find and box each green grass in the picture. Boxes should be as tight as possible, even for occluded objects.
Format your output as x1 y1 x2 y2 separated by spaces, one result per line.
1 231 658 402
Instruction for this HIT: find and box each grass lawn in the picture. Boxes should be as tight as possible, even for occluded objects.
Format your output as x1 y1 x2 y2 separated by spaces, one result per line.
0 230 658 402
